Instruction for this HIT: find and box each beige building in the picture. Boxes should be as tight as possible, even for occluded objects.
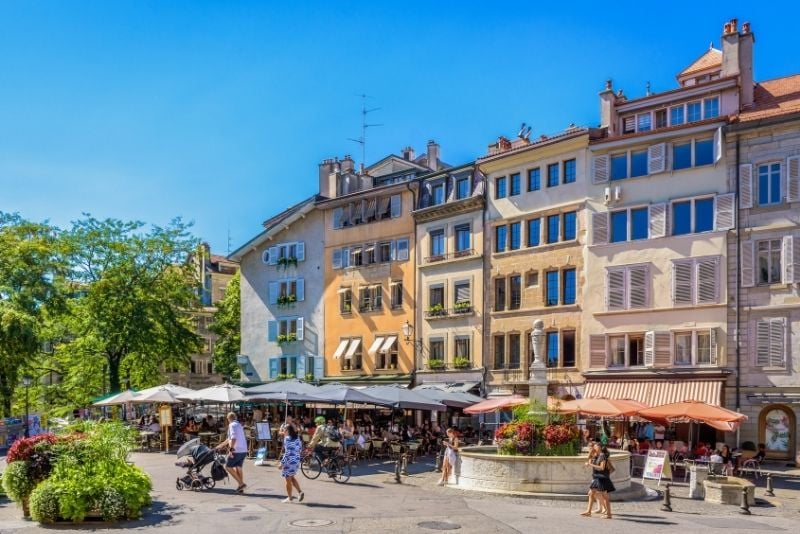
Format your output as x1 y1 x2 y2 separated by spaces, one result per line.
480 128 599 397
413 162 485 392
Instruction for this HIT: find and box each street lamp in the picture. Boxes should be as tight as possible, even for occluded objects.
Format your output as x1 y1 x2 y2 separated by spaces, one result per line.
22 375 32 438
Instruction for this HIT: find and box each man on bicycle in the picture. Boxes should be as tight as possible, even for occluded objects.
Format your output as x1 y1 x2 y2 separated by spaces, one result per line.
308 416 341 465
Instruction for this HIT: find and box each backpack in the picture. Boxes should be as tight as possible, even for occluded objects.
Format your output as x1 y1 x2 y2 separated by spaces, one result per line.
326 426 342 442
211 460 228 481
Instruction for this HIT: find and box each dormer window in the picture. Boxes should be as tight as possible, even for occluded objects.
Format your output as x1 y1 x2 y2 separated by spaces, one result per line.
687 101 702 122
637 113 652 132
431 182 445 206
703 97 719 119
670 105 685 126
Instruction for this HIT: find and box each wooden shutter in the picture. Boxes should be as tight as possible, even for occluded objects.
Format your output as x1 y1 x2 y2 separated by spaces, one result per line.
332 248 342 269
268 281 279 304
390 194 402 218
644 331 655 367
269 358 279 379
739 164 753 209
295 241 305 262
589 335 607 368
296 317 304 341
649 203 667 238
654 332 672 367
709 328 718 365
333 207 343 229
628 265 649 309
296 278 305 302
713 126 723 163
592 212 608 245
647 143 666 174
755 320 770 366
591 155 610 184
769 318 785 367
787 156 800 203
341 247 350 268
268 246 279 265
295 354 305 378
714 193 735 231
741 241 755 288
396 238 409 261
606 269 626 310
267 321 278 342
782 236 799 284
672 261 693 305
696 258 719 304
313 356 324 380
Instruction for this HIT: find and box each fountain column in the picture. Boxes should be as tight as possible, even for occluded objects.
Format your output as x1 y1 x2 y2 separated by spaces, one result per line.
528 319 548 406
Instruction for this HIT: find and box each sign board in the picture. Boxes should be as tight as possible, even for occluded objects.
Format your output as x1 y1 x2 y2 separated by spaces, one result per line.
256 422 272 441
642 449 671 485
158 404 173 427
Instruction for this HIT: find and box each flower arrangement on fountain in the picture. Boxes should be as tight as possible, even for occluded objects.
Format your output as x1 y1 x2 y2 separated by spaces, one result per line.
493 401 580 456
494 421 536 455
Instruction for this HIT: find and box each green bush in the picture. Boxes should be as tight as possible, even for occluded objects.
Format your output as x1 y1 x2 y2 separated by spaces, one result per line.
29 480 60 523
1 461 34 502
96 488 127 521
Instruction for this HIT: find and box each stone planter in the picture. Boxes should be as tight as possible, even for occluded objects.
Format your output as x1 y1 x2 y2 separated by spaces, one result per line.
702 477 755 506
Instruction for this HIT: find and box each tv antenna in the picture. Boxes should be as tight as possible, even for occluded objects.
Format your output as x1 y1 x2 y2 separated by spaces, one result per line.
348 94 382 168
226 228 232 256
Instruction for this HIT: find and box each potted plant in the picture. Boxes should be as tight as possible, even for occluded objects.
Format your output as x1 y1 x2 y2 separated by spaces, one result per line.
341 303 352 313
276 333 288 344
427 303 446 317
304 372 315 382
453 357 471 369
427 358 445 370
454 300 471 313
277 256 298 269
277 294 297 307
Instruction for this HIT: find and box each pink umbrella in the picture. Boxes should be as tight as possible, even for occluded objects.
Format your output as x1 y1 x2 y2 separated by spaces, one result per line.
552 397 648 417
464 395 529 414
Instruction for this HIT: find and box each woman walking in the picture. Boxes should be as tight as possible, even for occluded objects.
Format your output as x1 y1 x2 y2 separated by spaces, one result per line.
280 423 304 503
582 442 615 518
437 427 460 486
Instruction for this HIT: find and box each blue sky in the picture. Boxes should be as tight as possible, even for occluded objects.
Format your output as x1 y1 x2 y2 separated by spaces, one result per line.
1 1 797 254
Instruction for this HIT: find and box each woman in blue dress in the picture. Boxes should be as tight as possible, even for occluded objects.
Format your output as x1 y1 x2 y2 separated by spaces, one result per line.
280 423 304 503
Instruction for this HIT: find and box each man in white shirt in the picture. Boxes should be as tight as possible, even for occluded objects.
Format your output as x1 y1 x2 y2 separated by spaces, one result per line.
216 412 248 493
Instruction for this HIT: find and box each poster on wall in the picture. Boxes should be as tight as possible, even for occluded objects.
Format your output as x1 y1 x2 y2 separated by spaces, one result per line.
764 409 791 453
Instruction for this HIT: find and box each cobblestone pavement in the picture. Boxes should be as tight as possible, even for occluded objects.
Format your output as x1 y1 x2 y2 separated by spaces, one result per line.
1 452 799 533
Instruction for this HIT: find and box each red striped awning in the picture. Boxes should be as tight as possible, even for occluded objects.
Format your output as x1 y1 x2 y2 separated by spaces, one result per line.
584 379 723 407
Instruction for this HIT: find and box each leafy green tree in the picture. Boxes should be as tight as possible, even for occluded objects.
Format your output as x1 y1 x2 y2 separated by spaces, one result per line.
60 216 202 393
209 271 240 381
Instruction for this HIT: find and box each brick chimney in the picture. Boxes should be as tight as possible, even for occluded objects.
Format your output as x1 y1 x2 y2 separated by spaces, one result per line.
426 140 440 171
721 18 755 109
318 158 338 198
599 79 618 134
402 146 415 161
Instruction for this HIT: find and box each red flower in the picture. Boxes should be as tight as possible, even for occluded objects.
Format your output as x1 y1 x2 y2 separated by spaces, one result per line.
5 434 58 463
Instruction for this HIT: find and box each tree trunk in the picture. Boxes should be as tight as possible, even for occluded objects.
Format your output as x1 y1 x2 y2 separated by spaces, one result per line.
107 353 122 394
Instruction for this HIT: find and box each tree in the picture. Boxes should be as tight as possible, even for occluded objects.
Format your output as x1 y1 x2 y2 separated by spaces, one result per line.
0 213 64 416
209 271 240 381
61 216 202 393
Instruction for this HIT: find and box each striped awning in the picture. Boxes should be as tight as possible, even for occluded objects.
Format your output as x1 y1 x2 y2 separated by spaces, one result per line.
584 379 723 407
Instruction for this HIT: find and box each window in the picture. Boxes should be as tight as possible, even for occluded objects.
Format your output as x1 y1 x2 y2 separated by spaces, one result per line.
697 331 712 364
340 288 352 313
429 229 445 258
509 275 521 310
455 224 471 253
526 271 539 287
611 206 648 242
562 268 576 305
391 281 403 309
611 154 628 181
358 285 381 312
276 317 301 339
547 163 559 187
672 257 720 305
673 138 714 170
454 281 470 308
493 335 505 369
527 218 541 247
628 334 645 366
509 334 521 369
510 173 521 196
631 150 648 177
495 278 506 311
495 177 507 199
432 182 445 206
528 168 541 191
456 177 470 199
670 105 685 126
695 139 714 166
454 337 470 362
606 264 650 310
563 159 576 184
609 333 645 367
429 339 445 361
546 331 559 368
545 271 559 306
547 214 560 243
674 332 692 365
631 208 648 240
637 113 652 132
509 222 521 250
703 97 719 119
674 330 716 366
341 338 362 370
351 246 363 266
672 197 713 235
758 239 782 284
609 335 625 366
756 318 786 367
563 211 577 241
396 238 409 261
378 242 392 262
686 101 701 122
364 244 375 264
673 142 692 170
610 211 627 243
655 109 667 129
562 330 576 367
377 338 398 369
495 225 507 252
429 285 444 309
758 163 782 206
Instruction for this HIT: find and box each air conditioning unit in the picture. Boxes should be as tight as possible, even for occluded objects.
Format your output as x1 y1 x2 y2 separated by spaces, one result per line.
603 187 612 204
614 186 622 202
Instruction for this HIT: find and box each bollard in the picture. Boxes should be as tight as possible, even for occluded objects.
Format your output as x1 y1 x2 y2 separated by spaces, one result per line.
765 473 775 497
739 486 751 515
401 454 409 476
394 457 402 483
660 483 673 512
434 448 444 473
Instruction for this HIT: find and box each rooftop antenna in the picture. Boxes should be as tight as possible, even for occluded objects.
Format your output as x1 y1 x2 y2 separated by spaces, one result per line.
226 227 232 256
348 94 382 169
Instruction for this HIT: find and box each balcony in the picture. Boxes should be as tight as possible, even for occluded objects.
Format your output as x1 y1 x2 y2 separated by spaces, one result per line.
424 303 474 320
425 358 473 371
421 248 479 267
488 366 527 384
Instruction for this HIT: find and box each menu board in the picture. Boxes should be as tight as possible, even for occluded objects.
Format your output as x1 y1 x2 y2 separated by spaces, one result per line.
256 422 272 441
642 449 671 485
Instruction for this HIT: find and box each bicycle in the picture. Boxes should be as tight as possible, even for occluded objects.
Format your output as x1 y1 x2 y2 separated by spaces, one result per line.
300 448 352 483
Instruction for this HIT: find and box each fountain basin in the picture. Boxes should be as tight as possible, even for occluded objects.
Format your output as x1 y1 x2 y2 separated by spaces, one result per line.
702 477 755 506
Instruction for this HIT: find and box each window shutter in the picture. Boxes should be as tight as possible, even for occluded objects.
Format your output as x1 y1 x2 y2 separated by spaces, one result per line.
654 332 672 367
741 241 755 288
697 258 719 304
647 143 666 174
455 283 471 302
295 354 305 378
606 269 626 310
787 156 800 203
769 318 785 367
648 203 667 238
589 335 607 368
592 212 608 245
644 331 655 367
755 320 770 366
714 193 735 231
628 265 649 309
332 249 342 269
333 207 343 229
268 246 279 265
296 278 305 302
269 358 279 379
268 281 279 304
341 247 350 268
296 317 304 341
673 261 693 305
713 126 723 163
739 164 753 209
390 194 402 218
709 328 718 365
295 241 305 261
389 240 397 261
591 155 610 184
781 236 793 284
396 238 409 261
446 174 456 202
314 356 324 380
267 321 278 342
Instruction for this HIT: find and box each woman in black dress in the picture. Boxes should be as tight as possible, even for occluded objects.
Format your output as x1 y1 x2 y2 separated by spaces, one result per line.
582 442 615 519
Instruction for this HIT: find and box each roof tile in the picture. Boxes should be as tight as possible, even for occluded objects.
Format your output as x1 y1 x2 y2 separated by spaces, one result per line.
736 74 800 122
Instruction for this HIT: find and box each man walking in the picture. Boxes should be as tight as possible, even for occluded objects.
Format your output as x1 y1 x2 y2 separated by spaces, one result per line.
216 412 248 493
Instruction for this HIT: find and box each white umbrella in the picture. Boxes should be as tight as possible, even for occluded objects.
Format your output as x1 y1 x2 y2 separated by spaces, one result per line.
93 389 139 406
179 383 246 403
130 387 184 404
137 383 195 397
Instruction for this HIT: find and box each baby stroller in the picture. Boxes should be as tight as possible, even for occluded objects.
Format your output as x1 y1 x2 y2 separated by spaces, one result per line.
175 439 228 491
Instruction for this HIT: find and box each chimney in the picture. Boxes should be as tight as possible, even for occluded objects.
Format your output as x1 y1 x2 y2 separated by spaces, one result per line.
402 146 415 161
340 154 355 173
599 79 618 134
318 158 338 198
721 18 755 109
426 140 440 171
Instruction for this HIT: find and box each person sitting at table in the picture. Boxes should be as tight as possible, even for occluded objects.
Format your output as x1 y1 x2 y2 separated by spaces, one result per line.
183 418 198 436
753 443 767 464
148 417 161 433
654 440 664 451
639 438 650 453
667 440 677 458
719 444 735 473
694 442 709 458
608 435 620 448
381 427 400 442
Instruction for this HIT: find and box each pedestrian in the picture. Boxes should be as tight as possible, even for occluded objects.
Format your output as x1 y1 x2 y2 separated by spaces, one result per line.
437 427 460 486
280 423 304 503
581 442 614 518
583 440 606 515
215 412 248 493
279 414 295 439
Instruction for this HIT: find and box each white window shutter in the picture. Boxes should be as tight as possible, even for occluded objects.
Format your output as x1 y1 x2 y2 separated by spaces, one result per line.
628 265 649 309
396 239 409 261
296 241 305 262
296 278 305 302
644 331 655 367
268 246 279 265
296 317 304 341
332 249 342 269
333 207 343 229
589 334 607 368
592 212 608 245
769 318 785 367
782 236 794 284
341 247 350 268
390 194 402 218
787 156 800 203
697 258 719 304
673 261 693 305
591 155 610 184
792 235 800 283
741 241 755 288
709 327 718 365
606 269 626 310
268 281 279 304
713 126 723 163
647 143 666 174
739 164 753 209
714 193 735 231
649 203 667 238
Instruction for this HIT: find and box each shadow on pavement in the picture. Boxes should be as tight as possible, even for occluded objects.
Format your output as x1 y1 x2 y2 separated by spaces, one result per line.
38 501 183 531
302 503 356 509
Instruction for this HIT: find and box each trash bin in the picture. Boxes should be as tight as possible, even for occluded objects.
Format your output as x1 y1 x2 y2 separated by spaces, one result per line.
689 464 709 499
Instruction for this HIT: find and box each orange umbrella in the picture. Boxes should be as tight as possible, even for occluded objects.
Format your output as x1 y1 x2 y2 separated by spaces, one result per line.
638 400 747 425
553 397 648 417
464 395 529 414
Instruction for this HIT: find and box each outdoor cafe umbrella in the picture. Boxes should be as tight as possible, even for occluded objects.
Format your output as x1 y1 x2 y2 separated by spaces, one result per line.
552 397 648 417
362 384 447 411
308 383 389 406
412 386 483 409
129 387 185 404
178 383 246 404
463 395 529 415
637 400 747 425
136 383 195 397
93 389 140 406
243 378 321 416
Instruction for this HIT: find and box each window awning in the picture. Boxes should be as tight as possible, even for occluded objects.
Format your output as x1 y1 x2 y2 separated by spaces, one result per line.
380 335 398 353
584 379 723 407
345 338 361 358
332 339 349 360
368 337 385 356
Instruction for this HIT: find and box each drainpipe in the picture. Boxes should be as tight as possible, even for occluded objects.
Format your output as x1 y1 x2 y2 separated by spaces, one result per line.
478 164 490 398
734 134 741 417
405 179 419 383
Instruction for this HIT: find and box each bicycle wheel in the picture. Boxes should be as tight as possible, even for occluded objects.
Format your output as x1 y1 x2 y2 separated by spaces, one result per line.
301 454 322 480
331 459 351 484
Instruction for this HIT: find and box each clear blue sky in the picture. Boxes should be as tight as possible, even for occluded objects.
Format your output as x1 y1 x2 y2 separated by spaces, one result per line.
1 1 797 254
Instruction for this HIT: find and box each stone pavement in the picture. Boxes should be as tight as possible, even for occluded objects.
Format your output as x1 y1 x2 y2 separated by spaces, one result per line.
1 452 799 534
